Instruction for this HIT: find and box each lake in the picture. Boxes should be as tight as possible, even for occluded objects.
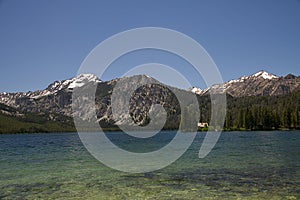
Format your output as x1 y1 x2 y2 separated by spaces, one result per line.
0 131 299 199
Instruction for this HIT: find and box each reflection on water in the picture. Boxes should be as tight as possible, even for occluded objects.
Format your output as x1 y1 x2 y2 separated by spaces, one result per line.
0 131 299 199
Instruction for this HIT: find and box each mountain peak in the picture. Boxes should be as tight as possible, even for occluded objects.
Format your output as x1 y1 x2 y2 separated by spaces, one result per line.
251 70 278 80
68 74 101 89
42 73 100 92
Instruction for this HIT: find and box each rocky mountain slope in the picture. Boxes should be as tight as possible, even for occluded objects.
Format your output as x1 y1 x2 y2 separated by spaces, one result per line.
0 74 193 128
0 74 101 116
0 70 299 132
190 70 300 97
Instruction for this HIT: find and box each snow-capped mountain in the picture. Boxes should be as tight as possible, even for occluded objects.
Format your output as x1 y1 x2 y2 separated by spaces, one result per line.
0 74 101 114
191 70 300 97
43 73 101 93
0 74 187 125
1 70 299 121
0 71 299 132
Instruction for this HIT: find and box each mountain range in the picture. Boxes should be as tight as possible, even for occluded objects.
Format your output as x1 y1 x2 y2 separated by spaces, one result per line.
0 70 299 133
190 70 300 97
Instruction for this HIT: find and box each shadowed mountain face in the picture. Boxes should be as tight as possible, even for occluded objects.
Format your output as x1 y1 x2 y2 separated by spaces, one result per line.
190 71 300 97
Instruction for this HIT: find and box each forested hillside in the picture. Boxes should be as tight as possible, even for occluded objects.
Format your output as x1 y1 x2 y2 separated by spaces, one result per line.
0 103 75 133
197 91 300 130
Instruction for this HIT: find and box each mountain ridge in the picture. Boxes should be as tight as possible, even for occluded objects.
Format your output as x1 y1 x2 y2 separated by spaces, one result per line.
0 70 299 133
1 70 299 98
190 70 300 97
1 70 299 115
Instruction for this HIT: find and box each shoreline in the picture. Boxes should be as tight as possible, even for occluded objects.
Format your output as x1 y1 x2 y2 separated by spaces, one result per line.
0 128 299 134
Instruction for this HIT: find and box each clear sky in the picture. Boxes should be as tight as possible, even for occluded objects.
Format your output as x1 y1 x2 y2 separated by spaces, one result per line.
0 0 300 92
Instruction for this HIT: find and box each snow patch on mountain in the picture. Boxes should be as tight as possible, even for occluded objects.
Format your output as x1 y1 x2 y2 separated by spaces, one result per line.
68 74 100 89
190 70 284 96
190 87 203 95
251 70 278 80
0 74 101 105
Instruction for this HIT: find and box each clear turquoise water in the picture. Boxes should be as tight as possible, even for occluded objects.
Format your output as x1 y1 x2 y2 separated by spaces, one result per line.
0 131 299 199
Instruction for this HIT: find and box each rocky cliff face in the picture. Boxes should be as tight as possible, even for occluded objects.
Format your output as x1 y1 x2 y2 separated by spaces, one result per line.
76 75 193 128
0 74 189 128
190 71 300 97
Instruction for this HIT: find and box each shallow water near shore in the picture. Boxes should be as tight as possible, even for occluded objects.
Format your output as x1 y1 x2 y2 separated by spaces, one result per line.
0 131 299 199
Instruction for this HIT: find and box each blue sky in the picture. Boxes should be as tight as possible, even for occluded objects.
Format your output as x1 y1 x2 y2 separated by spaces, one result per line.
0 0 300 92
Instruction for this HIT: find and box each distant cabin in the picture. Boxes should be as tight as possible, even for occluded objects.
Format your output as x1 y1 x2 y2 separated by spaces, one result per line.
198 122 208 128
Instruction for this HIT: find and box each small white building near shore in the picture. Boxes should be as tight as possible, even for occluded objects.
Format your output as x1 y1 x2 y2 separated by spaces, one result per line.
198 122 208 128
